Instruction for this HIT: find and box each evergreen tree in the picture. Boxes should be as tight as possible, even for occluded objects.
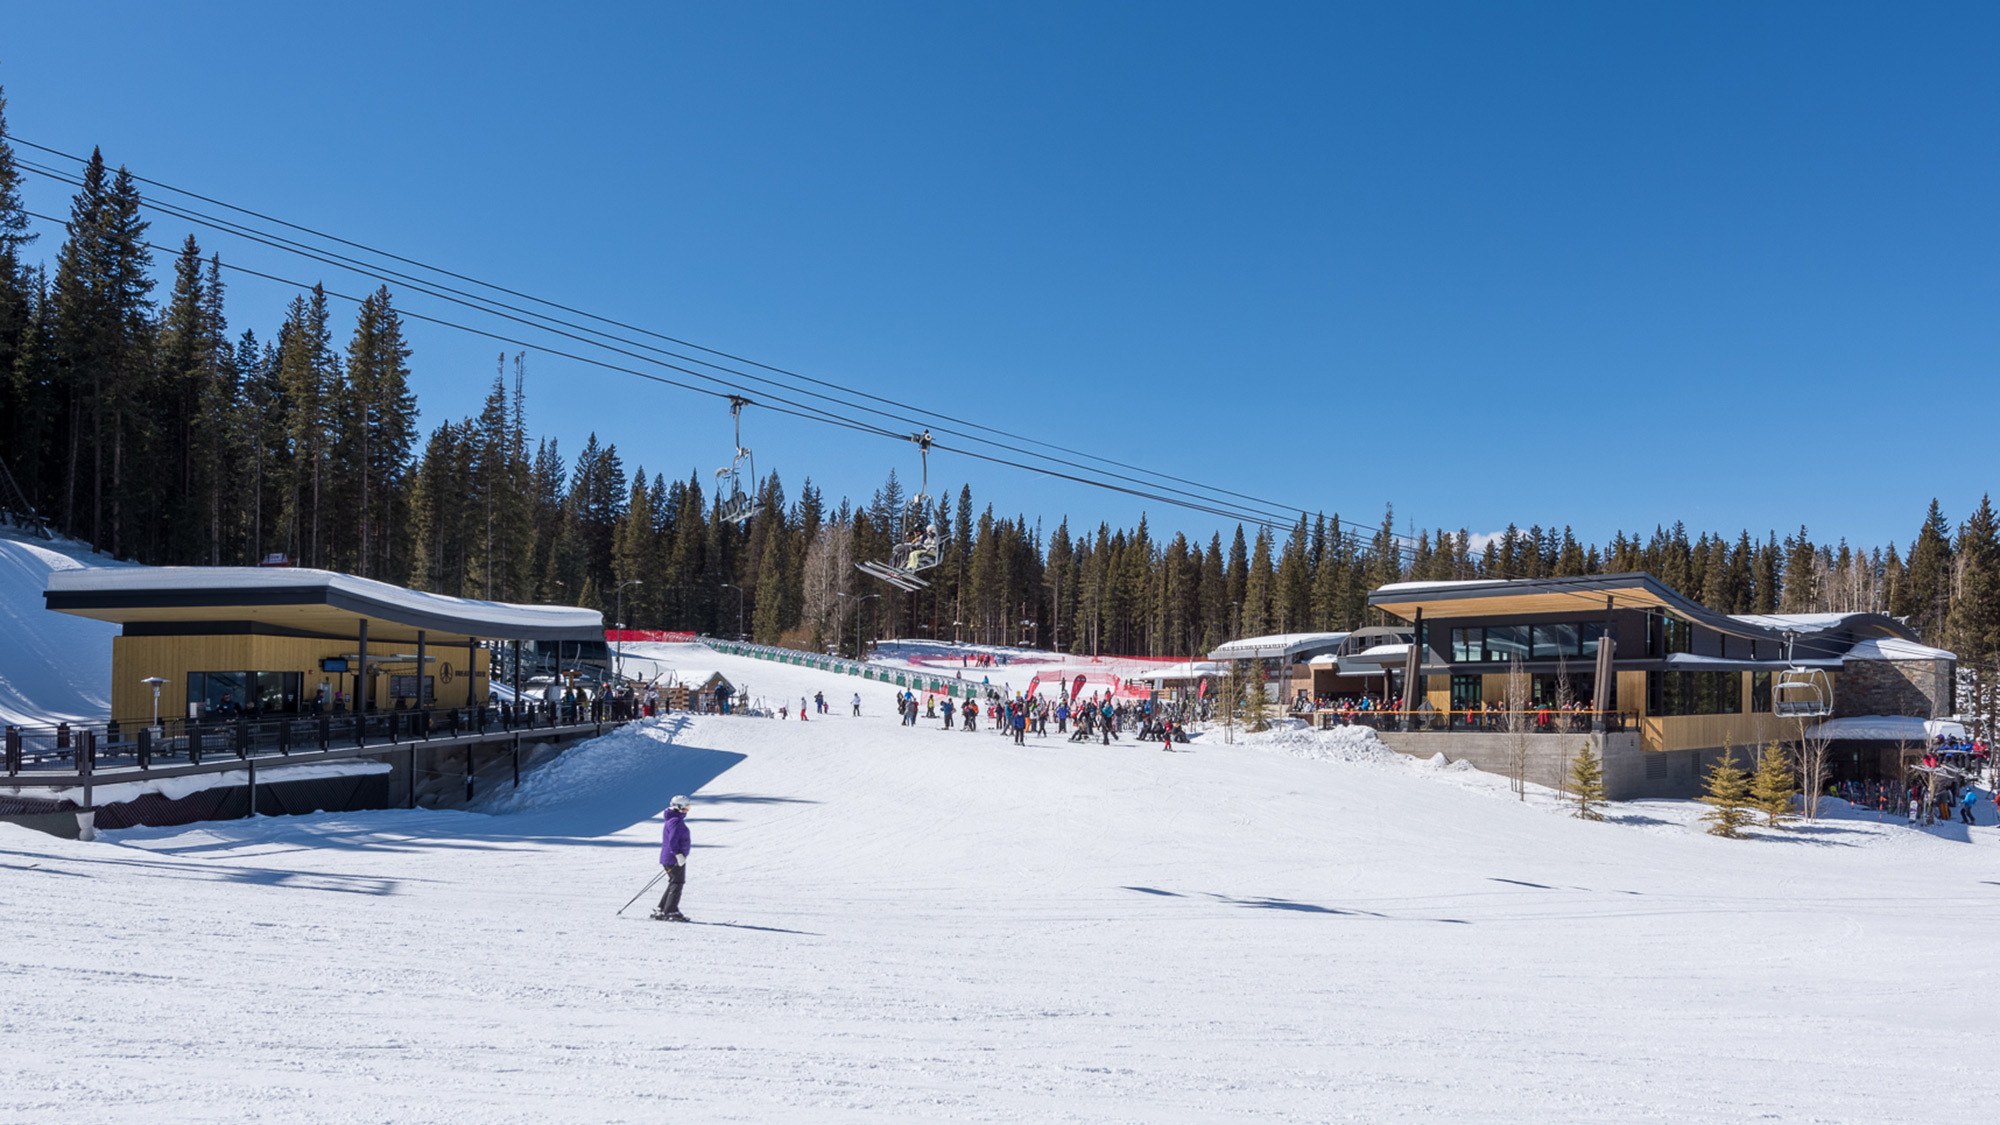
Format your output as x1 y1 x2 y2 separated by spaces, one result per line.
1749 742 1798 829
1568 742 1606 821
1906 499 1954 641
1699 747 1755 838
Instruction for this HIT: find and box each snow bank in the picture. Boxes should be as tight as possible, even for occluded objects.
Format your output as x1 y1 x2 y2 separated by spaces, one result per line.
0 532 136 725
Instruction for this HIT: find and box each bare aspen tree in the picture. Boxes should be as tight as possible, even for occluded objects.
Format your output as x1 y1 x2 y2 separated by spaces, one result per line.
1793 717 1832 820
1554 656 1576 800
1508 655 1530 800
799 521 854 651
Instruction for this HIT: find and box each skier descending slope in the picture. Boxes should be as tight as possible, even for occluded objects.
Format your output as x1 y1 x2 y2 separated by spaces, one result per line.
652 796 693 922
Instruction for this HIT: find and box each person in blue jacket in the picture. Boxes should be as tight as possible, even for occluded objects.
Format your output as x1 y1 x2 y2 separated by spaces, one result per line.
652 795 693 922
1961 787 1979 825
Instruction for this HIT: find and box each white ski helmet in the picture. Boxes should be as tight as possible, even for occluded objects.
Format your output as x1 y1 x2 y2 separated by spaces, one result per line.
668 795 691 812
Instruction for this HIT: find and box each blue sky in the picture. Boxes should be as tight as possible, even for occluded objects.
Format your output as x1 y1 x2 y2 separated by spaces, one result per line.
6 2 1995 552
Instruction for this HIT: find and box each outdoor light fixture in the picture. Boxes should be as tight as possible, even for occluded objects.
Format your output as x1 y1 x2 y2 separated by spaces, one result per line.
141 676 168 730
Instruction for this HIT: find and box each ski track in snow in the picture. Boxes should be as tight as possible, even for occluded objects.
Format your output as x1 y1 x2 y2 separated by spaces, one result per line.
4 642 1997 1122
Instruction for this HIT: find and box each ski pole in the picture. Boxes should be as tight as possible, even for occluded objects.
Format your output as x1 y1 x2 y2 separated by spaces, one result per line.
617 869 668 916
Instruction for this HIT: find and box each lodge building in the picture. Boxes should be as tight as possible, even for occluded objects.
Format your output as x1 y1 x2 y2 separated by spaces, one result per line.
1213 573 1956 800
43 566 603 725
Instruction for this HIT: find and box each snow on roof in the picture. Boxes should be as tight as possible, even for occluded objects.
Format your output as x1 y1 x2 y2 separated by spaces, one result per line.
1372 580 1507 594
1725 612 1856 633
1843 636 1956 662
1207 632 1349 661
1137 661 1228 683
46 565 602 639
1803 715 1968 742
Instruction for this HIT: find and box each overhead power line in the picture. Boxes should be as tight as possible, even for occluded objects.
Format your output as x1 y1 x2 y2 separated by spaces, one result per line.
10 136 1421 559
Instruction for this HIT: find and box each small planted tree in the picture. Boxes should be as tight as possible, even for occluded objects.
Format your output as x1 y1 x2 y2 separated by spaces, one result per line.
1749 741 1798 829
1247 658 1271 733
1569 740 1606 821
1700 747 1755 839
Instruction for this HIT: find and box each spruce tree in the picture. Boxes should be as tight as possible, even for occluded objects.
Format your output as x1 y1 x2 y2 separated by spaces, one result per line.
1749 741 1798 829
1906 499 1954 642
1699 747 1755 838
1568 742 1606 820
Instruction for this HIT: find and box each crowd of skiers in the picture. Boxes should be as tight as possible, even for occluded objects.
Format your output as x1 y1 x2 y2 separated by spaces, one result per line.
877 688 1190 749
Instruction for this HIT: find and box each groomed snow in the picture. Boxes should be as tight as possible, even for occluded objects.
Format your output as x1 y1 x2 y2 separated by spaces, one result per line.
4 642 1997 1122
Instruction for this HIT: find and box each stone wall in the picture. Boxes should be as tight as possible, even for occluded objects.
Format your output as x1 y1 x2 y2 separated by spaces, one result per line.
1837 659 1953 719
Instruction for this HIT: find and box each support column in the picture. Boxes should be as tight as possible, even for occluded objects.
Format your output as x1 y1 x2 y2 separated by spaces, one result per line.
416 629 427 716
357 618 370 714
512 639 522 715
468 636 478 709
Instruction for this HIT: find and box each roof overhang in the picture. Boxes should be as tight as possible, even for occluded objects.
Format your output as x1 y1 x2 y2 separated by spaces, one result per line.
45 567 603 644
1367 572 1919 650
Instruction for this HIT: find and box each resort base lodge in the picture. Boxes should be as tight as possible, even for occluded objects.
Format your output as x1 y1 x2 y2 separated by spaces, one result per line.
1210 573 1956 800
44 566 604 724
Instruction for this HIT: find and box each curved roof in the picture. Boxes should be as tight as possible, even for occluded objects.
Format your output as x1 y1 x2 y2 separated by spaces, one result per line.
1207 632 1349 661
45 566 603 643
1368 572 1921 657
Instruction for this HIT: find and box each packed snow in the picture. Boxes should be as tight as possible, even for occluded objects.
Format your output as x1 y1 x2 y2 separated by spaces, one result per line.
4 641 1998 1122
0 531 134 725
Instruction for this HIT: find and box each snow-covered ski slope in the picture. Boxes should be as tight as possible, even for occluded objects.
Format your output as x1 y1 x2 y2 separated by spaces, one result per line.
0 531 130 725
6 642 1997 1123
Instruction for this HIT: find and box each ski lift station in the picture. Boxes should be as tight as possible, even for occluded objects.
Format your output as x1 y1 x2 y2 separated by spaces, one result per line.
42 566 605 723
1213 573 1957 800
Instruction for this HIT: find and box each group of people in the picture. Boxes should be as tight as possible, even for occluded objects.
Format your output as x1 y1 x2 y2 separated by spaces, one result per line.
870 688 1188 750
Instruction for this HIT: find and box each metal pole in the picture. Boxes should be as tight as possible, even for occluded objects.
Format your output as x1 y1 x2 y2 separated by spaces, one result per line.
408 744 417 808
246 755 256 818
356 618 370 744
416 628 427 731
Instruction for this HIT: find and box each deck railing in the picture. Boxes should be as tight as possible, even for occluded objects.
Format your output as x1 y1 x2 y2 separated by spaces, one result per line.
2 698 636 781
1292 708 1632 734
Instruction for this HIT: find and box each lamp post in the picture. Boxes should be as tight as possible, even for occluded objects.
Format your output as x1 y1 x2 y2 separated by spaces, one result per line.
836 592 880 660
142 676 168 733
720 582 747 642
1020 619 1037 648
614 580 643 683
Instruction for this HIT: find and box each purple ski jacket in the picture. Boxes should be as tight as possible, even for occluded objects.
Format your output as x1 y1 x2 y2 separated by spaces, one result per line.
660 810 690 866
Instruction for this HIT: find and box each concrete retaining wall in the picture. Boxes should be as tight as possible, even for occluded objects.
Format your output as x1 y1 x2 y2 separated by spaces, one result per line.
1375 730 1669 799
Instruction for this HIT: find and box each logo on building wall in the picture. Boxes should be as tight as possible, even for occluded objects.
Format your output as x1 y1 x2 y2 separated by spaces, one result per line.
440 662 455 684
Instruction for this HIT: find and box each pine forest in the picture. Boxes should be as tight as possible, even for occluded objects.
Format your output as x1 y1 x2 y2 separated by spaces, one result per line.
2 95 1999 687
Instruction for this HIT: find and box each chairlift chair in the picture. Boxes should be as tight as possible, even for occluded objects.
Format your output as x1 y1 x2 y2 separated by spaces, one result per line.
715 396 761 526
856 430 942 591
1773 666 1833 720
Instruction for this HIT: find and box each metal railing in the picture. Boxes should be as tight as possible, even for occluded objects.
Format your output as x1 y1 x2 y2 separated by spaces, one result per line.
3 698 634 781
1292 707 1632 734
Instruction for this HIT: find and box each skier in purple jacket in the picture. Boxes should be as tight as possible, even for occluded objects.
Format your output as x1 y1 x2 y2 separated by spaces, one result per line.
652 795 693 922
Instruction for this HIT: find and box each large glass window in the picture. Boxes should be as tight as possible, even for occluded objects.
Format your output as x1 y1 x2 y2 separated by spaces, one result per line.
1451 627 1484 663
187 671 248 719
1485 624 1530 663
1532 623 1580 659
1578 622 1605 658
1663 616 1695 654
1647 671 1744 716
1751 671 1772 713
